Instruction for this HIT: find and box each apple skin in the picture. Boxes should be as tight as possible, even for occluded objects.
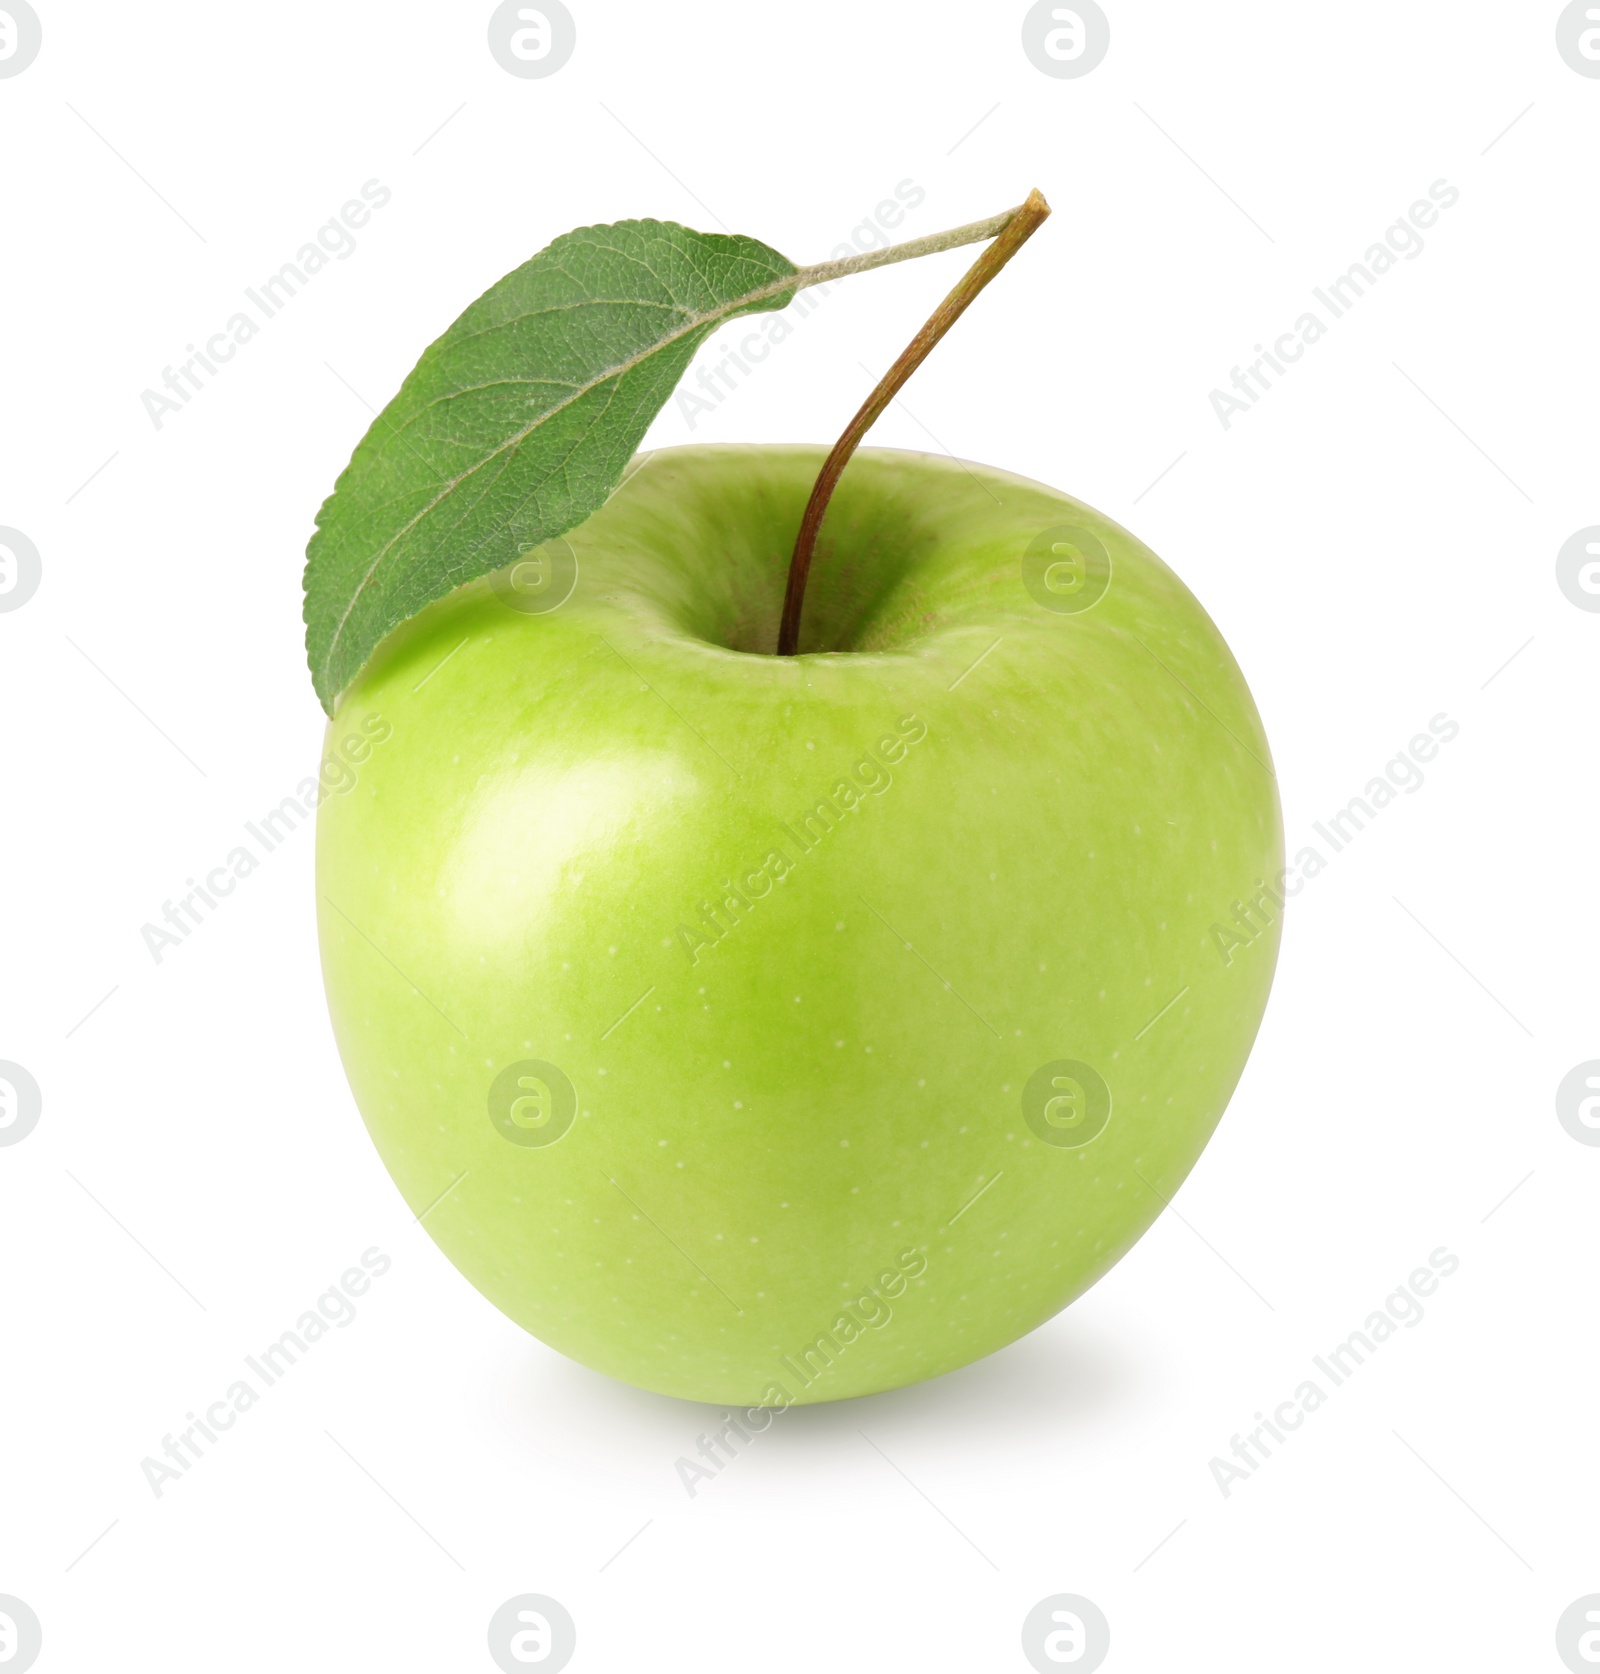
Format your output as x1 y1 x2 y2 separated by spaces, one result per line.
316 444 1281 1405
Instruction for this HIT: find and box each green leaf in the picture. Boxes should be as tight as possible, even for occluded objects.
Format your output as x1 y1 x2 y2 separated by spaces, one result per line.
303 218 799 711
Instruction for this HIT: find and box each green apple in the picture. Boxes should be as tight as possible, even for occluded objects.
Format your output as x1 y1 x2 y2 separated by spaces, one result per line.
316 443 1281 1405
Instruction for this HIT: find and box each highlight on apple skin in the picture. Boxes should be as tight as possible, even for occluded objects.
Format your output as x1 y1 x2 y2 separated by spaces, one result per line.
315 444 1282 1405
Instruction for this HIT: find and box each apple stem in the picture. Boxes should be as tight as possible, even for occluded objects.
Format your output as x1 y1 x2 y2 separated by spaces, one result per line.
777 189 1052 657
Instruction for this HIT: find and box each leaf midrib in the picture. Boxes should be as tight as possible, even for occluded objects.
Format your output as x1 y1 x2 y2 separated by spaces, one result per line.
316 265 801 687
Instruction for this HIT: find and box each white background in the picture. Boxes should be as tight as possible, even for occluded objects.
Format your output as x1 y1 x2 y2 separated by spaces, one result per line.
3 3 1597 1669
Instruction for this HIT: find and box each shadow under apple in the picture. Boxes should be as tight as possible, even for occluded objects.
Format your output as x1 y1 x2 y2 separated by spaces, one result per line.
485 1307 1155 1515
